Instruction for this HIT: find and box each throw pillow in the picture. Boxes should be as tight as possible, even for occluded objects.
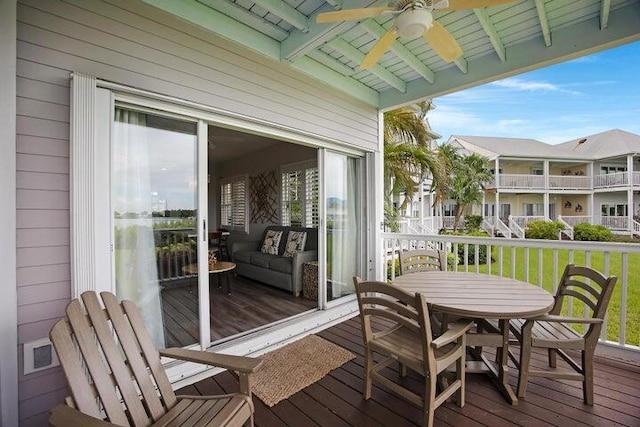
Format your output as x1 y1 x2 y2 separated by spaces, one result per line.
261 230 283 255
283 231 307 257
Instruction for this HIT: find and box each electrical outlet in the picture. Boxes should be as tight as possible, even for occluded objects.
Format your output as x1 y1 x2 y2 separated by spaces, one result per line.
24 338 59 375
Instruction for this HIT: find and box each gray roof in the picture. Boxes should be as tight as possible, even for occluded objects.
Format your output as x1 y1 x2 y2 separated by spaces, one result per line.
553 129 640 159
448 129 640 160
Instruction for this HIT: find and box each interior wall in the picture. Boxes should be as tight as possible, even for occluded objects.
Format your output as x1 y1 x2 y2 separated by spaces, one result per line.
211 141 317 244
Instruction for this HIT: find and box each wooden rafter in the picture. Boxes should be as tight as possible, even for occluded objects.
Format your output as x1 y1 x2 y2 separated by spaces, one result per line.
474 7 506 62
600 0 612 29
328 38 407 92
535 0 551 47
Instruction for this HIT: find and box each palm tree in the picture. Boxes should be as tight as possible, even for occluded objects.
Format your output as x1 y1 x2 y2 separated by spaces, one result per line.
383 102 446 230
446 152 493 231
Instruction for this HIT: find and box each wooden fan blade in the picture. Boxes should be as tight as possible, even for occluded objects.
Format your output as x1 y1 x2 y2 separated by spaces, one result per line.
424 21 462 62
316 7 394 23
361 28 397 69
440 0 514 11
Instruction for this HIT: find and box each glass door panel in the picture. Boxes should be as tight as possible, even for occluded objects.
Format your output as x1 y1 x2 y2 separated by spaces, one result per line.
112 108 201 349
325 151 361 301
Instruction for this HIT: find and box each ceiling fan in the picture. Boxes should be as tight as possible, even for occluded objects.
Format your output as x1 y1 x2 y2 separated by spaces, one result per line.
316 0 514 68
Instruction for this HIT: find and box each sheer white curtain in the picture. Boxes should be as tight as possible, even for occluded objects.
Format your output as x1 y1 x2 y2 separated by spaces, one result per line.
328 153 358 298
113 108 165 348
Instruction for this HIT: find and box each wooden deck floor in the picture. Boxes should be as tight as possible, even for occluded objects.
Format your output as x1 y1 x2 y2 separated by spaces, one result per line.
178 317 640 426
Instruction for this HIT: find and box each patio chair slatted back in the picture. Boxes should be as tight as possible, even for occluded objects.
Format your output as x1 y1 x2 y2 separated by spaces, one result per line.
399 250 445 275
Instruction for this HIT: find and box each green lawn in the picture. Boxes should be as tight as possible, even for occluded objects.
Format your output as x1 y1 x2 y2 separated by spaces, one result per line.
453 247 640 347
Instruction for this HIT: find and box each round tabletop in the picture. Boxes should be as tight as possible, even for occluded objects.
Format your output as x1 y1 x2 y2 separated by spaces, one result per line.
392 271 554 319
209 261 236 274
182 261 236 275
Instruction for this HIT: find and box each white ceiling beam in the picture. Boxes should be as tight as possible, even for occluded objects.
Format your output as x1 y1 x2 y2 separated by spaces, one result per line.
361 20 436 83
535 0 551 47
306 50 356 76
474 7 506 62
600 0 612 30
252 0 309 32
281 0 386 61
199 0 288 41
453 57 468 74
142 0 280 59
328 38 406 92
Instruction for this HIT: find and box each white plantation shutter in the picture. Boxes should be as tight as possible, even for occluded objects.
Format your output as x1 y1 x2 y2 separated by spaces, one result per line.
220 183 232 227
232 180 246 229
220 175 248 232
305 167 319 227
281 164 318 228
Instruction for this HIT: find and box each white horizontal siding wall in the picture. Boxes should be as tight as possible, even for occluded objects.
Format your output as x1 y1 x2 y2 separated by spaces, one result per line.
15 0 380 424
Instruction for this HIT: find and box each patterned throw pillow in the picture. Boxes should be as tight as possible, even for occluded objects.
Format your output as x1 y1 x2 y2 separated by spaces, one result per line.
260 230 283 255
283 231 307 257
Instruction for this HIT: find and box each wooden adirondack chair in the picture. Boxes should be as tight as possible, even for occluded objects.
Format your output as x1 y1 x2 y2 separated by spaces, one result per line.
49 291 262 427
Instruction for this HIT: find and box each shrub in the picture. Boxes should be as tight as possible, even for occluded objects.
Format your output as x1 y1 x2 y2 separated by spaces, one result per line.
525 220 564 240
464 215 483 233
386 256 401 282
573 223 613 241
441 230 495 265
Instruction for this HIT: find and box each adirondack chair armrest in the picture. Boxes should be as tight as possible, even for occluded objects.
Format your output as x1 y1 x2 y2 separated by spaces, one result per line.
159 348 263 373
49 404 118 427
529 314 603 325
431 320 473 349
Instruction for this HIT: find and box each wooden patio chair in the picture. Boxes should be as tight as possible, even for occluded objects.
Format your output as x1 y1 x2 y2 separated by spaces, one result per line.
49 291 263 427
510 264 617 405
399 249 445 275
354 278 472 427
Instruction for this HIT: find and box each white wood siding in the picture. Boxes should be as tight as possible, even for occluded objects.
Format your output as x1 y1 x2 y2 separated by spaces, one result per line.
15 0 379 423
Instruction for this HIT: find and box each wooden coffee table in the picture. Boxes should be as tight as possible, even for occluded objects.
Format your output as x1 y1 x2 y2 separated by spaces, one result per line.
182 261 237 294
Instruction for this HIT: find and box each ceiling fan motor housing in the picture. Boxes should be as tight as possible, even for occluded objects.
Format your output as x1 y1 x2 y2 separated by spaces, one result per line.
396 8 433 39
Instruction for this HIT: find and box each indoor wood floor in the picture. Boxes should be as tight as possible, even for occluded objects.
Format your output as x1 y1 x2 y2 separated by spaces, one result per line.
178 316 640 427
161 274 317 347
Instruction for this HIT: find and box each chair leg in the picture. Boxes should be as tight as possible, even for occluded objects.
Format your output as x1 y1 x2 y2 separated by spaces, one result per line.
425 374 437 427
582 350 594 405
399 362 407 377
363 348 373 400
517 321 534 399
456 349 465 408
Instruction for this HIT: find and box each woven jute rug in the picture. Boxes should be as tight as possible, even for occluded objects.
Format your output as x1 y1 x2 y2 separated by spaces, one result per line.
251 334 355 407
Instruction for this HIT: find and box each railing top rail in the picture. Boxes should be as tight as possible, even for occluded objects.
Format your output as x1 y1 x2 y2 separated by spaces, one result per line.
382 232 640 252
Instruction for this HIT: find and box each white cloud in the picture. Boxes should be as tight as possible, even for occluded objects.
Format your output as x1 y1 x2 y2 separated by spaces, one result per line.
490 78 582 95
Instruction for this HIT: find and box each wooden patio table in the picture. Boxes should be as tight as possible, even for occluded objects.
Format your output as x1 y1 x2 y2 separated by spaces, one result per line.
393 271 554 405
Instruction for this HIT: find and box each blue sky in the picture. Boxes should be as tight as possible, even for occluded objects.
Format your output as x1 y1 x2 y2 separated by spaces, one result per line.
428 40 640 145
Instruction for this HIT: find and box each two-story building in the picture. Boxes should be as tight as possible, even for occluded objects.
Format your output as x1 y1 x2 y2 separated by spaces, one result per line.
440 129 640 238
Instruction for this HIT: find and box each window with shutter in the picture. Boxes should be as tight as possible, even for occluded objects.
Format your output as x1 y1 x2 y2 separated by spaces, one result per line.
281 162 318 228
220 175 248 232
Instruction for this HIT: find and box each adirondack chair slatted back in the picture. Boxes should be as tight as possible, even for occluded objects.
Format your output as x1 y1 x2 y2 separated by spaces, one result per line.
552 264 618 337
50 291 177 427
399 250 445 275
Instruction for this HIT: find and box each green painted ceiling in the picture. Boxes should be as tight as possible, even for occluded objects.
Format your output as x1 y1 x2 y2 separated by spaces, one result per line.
143 0 640 109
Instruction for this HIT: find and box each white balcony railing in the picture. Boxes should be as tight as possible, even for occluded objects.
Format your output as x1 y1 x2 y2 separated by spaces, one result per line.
548 175 592 189
593 172 628 188
382 232 640 357
492 171 640 190
498 174 545 189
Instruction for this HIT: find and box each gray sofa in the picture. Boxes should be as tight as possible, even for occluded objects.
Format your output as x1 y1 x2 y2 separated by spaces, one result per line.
230 226 318 296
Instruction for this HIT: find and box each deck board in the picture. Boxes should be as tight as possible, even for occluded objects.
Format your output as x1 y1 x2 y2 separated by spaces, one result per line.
178 316 640 426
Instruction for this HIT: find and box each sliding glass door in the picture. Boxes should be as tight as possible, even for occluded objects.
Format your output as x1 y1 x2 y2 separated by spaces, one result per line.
112 108 207 349
324 151 363 302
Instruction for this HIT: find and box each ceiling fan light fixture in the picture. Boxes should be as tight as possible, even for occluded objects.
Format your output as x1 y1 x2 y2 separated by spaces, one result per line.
396 8 432 39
